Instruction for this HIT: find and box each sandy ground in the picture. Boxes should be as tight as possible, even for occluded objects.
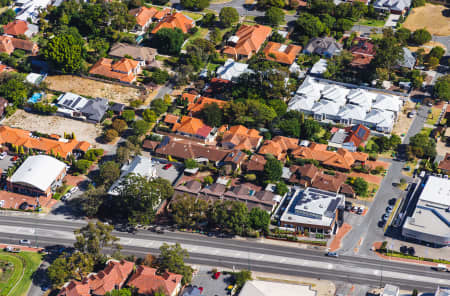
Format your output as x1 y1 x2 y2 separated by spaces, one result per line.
403 4 450 36
45 75 146 105
393 100 415 136
436 139 449 157
2 110 108 149
408 41 447 54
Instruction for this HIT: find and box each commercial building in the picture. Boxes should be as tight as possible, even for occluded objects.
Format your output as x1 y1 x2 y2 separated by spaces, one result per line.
239 280 316 296
280 187 345 235
8 155 66 197
402 176 450 246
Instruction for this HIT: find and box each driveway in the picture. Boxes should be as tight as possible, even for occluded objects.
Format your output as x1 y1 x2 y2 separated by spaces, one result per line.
28 261 50 296
384 14 400 28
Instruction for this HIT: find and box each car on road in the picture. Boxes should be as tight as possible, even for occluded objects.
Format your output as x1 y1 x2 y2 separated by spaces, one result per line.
326 252 338 257
163 163 172 170
407 111 416 118
378 220 386 228
386 206 394 213
357 207 364 215
435 264 448 272
61 192 71 201
5 246 20 253
20 239 31 245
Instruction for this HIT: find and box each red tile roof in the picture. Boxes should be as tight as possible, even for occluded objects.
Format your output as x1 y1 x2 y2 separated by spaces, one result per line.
350 38 375 67
129 6 158 27
223 25 272 58
344 124 370 147
172 116 213 138
3 20 28 36
438 153 450 173
221 125 262 151
89 58 139 83
127 266 182 295
151 12 195 34
187 96 227 115
263 42 302 65
258 136 299 160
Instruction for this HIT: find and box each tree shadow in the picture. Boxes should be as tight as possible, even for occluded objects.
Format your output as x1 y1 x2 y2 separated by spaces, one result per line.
442 8 450 17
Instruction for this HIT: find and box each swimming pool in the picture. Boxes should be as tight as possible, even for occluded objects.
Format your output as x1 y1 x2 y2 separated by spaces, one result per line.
28 93 42 104
14 7 21 13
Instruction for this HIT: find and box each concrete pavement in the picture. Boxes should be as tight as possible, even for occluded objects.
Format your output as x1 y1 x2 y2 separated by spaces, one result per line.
0 216 449 291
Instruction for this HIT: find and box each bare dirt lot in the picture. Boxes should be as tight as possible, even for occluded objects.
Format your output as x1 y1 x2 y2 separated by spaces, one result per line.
393 100 415 137
403 4 450 36
3 110 109 149
45 75 145 105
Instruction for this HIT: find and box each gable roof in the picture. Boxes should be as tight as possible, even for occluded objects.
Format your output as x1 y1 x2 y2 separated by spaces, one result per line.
112 58 140 73
151 12 194 34
80 97 109 122
128 265 182 295
344 124 370 147
305 37 342 56
153 7 171 20
3 20 28 36
223 25 272 57
258 136 299 160
173 116 213 137
89 58 138 83
109 43 157 63
221 125 262 151
263 42 302 65
245 154 267 172
156 137 229 162
187 96 227 115
438 153 450 172
129 6 158 27
216 59 253 81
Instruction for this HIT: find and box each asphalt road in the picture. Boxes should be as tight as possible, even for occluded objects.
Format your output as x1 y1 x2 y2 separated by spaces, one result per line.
0 216 448 292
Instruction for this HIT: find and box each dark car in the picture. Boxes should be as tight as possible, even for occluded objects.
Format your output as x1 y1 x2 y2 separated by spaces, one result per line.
400 245 408 254
408 247 415 256
326 252 339 257
19 202 29 210
388 198 397 206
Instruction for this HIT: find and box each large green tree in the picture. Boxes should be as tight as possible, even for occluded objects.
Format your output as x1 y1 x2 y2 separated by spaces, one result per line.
434 75 450 101
248 207 270 233
157 243 193 285
99 161 121 187
0 73 30 106
264 158 283 181
171 195 208 228
152 28 185 55
47 252 94 287
200 102 223 127
180 0 210 10
410 28 431 45
42 31 85 73
372 30 403 75
219 7 239 28
265 7 285 26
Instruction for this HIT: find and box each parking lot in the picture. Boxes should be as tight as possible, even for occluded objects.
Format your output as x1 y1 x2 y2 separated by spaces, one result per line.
0 155 14 174
151 158 183 185
188 266 233 296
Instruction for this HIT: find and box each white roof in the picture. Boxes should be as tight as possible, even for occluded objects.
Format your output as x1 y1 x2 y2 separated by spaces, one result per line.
364 109 395 128
420 176 450 206
372 94 402 113
108 156 156 196
10 155 66 192
311 100 340 116
240 280 316 296
57 92 89 111
295 76 323 100
25 73 44 85
382 284 399 296
321 85 348 106
309 59 328 75
288 95 317 112
216 59 253 81
337 104 366 121
347 89 375 110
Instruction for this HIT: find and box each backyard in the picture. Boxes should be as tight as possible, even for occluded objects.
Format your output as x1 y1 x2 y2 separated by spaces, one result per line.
45 75 145 105
403 4 450 36
426 106 442 125
3 110 108 149
0 251 42 296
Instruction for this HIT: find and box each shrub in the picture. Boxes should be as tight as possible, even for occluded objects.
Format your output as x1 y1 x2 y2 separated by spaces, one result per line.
104 129 118 142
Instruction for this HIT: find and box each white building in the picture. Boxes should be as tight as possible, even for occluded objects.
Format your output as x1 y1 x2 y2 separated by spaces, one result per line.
15 0 52 23
382 284 399 296
108 156 156 196
288 76 405 133
309 59 328 76
240 280 317 296
402 176 450 246
216 59 253 82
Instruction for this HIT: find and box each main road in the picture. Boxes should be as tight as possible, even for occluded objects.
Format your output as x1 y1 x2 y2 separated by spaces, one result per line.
0 215 448 292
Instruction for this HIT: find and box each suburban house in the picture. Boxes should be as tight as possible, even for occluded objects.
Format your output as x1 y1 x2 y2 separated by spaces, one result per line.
3 20 38 38
0 64 15 73
244 154 267 173
153 7 172 21
373 0 411 14
329 124 371 151
279 187 345 236
438 153 450 174
7 155 66 198
258 136 299 161
223 150 247 170
220 125 263 151
291 142 368 171
216 59 254 82
108 155 156 196
129 6 158 32
109 43 157 65
262 42 302 65
56 92 109 123
304 37 342 57
349 37 375 68
203 78 233 98
14 0 52 23
151 12 195 34
0 126 90 158
0 35 38 55
173 180 277 212
398 47 416 69
172 116 215 142
185 95 227 116
89 57 142 83
127 266 183 296
222 24 272 60
155 137 229 165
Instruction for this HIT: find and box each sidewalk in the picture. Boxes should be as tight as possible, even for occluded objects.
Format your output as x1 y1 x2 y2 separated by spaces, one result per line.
0 243 43 253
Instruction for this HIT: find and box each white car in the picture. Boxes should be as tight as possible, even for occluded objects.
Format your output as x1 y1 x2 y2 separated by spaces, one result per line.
69 186 78 194
19 239 31 245
61 192 71 201
0 152 7 160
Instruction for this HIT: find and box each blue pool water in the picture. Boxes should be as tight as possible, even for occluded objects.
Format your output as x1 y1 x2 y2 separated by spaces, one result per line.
14 7 21 13
28 93 42 103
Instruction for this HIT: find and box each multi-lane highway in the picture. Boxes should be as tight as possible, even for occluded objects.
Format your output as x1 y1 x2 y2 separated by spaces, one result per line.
0 215 448 291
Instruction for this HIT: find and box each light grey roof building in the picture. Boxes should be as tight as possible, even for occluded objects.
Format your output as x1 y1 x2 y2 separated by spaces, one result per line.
382 284 400 296
109 43 157 64
57 92 89 112
374 0 411 13
216 59 254 81
402 176 450 246
80 97 109 123
57 93 109 123
398 47 416 69
360 109 395 133
309 59 328 76
240 280 317 296
304 37 342 57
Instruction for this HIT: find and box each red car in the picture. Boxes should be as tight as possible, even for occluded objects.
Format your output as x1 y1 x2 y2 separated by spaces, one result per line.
163 163 172 170
213 272 221 279
198 287 203 294
11 156 18 162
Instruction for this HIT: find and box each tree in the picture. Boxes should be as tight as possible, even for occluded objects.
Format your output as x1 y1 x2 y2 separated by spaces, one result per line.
279 117 301 138
248 207 270 233
180 0 210 10
219 7 239 28
151 68 170 84
234 270 252 289
105 289 132 296
409 133 436 159
210 27 222 44
42 31 85 73
201 13 216 27
265 7 284 26
47 252 94 287
73 159 93 174
347 177 369 196
428 46 445 61
99 161 120 187
152 28 185 55
434 75 450 101
372 32 403 75
208 201 230 229
200 102 223 127
132 120 150 136
157 243 193 285
171 195 208 228
82 185 106 217
412 0 425 7
264 158 282 181
410 29 431 45
301 119 321 140
121 110 135 122
112 118 128 134
0 73 30 106
0 9 15 25
226 202 249 235
184 158 198 169
74 221 121 261
116 175 173 225
142 109 158 123
104 129 119 142
295 13 325 39
395 28 411 45
151 98 169 115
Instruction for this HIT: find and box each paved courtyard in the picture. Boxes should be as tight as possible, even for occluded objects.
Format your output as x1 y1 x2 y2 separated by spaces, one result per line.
190 266 233 296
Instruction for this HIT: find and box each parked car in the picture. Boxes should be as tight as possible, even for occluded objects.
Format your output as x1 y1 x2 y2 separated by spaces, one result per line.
163 163 172 170
400 245 408 254
5 246 20 253
213 271 221 279
326 252 338 257
435 264 448 272
386 206 394 213
11 156 19 162
69 186 78 194
382 213 389 221
19 202 29 210
61 192 71 201
19 239 31 245
0 152 7 160
388 198 397 206
408 247 415 256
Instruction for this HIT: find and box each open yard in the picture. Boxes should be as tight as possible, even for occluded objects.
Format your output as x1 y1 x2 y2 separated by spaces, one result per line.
45 75 145 105
0 251 42 296
403 4 450 36
3 110 108 149
426 106 442 125
393 100 415 137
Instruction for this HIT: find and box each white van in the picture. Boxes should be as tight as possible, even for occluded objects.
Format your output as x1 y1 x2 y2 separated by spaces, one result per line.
436 264 448 272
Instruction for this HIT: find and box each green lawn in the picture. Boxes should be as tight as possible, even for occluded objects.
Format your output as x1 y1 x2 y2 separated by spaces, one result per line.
357 18 386 27
426 107 441 125
0 251 42 296
183 11 203 21
419 127 433 137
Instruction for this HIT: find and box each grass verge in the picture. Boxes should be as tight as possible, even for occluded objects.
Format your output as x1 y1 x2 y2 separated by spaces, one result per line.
357 18 385 27
426 107 441 125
